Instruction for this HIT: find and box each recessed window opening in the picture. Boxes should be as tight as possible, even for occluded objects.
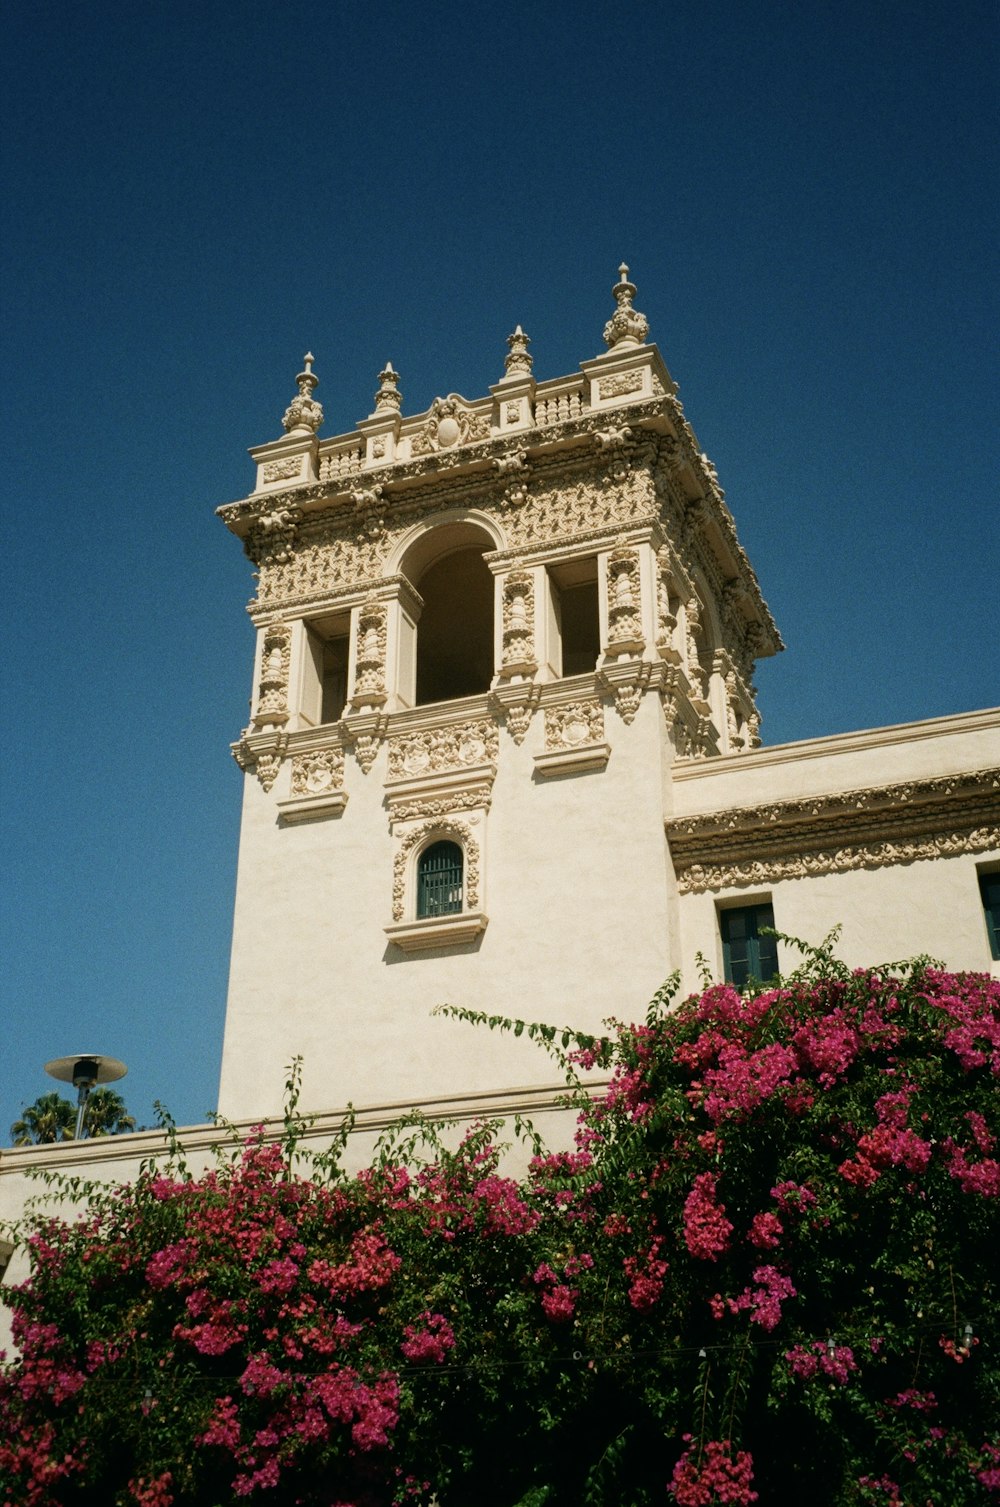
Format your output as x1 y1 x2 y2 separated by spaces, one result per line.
720 902 779 989
550 558 600 676
980 871 1000 961
415 546 494 705
417 841 464 918
305 612 350 724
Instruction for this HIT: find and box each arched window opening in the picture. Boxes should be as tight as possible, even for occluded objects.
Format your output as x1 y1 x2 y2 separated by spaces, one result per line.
417 841 464 919
414 546 494 705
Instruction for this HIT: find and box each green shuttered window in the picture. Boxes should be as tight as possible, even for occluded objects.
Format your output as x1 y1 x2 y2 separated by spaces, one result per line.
980 872 1000 961
720 903 779 989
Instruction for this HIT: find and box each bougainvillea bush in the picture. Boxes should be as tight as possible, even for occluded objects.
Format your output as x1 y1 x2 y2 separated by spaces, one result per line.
2 947 998 1506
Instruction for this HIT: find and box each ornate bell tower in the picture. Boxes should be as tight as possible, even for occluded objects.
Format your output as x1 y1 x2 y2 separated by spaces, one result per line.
216 268 782 1122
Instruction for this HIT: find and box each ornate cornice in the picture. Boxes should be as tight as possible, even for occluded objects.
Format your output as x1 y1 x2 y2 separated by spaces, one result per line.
667 769 1000 892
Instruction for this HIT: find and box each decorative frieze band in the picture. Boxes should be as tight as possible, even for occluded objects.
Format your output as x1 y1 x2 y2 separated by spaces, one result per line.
667 769 1000 892
387 719 499 781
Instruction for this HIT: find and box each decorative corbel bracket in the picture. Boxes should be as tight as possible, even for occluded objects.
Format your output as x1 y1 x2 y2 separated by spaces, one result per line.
597 659 655 724
232 728 290 792
488 681 542 745
342 710 389 774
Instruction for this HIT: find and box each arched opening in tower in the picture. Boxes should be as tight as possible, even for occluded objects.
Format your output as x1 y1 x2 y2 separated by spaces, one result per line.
414 544 494 705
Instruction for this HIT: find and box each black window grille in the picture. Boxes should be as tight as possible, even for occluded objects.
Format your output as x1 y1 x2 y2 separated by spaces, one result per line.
417 841 464 919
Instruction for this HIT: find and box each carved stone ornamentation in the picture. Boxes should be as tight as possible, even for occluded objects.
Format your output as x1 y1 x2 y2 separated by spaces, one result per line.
544 701 604 750
387 720 499 780
593 424 632 451
255 623 292 726
353 733 382 774
392 819 480 922
605 540 644 652
388 790 488 823
262 457 304 484
374 362 402 413
505 402 521 424
282 353 324 436
655 553 681 661
501 568 536 675
725 671 746 753
290 747 345 797
598 370 643 399
255 751 284 792
504 325 533 378
350 594 388 710
410 396 491 455
249 505 301 566
684 599 707 700
504 703 534 745
613 684 644 724
667 770 1000 892
602 264 649 349
350 485 387 547
318 447 363 483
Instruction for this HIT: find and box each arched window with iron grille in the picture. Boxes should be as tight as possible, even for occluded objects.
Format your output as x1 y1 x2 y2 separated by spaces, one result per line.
416 840 464 919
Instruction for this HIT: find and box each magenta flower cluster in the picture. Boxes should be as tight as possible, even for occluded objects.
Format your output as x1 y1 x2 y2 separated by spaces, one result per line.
2 963 997 1506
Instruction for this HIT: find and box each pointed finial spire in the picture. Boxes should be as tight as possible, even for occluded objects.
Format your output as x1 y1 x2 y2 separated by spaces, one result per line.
603 263 649 350
374 361 402 413
503 324 533 379
282 352 324 435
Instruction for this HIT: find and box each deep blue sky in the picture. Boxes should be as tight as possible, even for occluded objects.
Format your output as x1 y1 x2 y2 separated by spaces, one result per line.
2 2 997 1139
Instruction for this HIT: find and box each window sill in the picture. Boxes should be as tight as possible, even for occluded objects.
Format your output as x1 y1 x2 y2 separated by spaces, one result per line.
277 790 348 823
533 742 610 778
384 911 488 951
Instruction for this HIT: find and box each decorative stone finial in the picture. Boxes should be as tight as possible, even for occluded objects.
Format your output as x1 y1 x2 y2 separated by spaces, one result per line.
603 263 649 350
504 325 533 378
374 361 402 413
282 352 324 436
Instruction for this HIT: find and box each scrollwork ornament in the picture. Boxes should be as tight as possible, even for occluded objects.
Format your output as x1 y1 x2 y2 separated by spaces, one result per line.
250 505 301 567
411 396 491 455
544 701 604 750
387 720 499 780
291 747 345 797
263 457 303 484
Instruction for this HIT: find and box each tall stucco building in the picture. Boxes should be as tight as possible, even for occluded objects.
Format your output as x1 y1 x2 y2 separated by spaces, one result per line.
215 267 1000 1125
1 269 997 1322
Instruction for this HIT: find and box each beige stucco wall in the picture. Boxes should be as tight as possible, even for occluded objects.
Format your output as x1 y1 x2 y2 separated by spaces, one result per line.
672 709 1000 993
220 690 676 1123
678 851 998 994
671 709 999 813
